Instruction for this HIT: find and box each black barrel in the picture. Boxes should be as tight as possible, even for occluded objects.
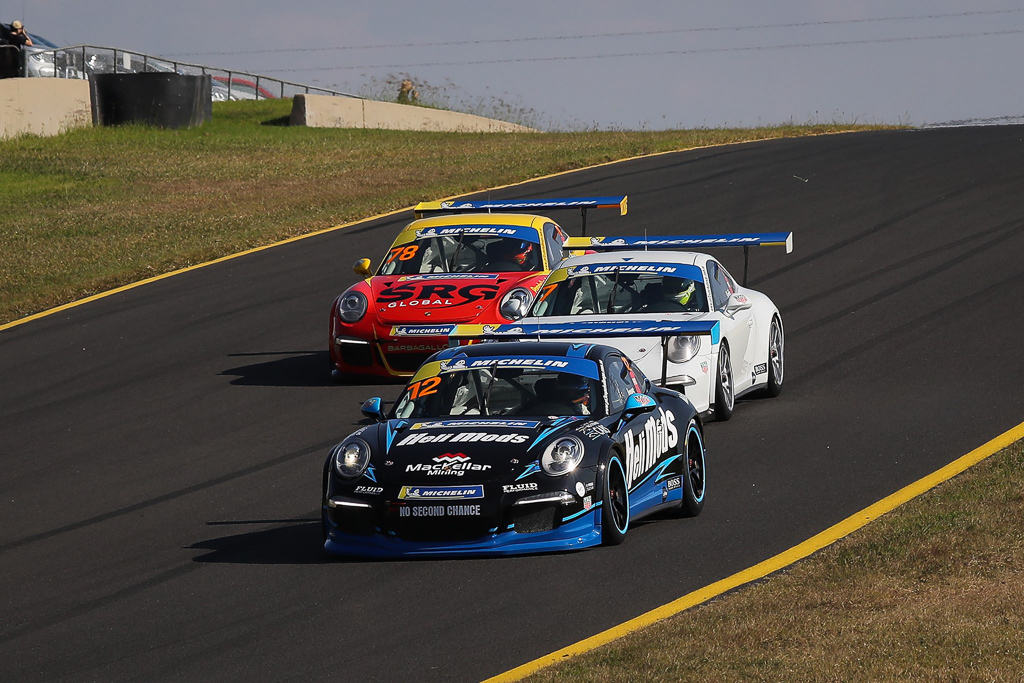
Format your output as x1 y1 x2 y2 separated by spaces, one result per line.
91 73 212 128
0 45 22 79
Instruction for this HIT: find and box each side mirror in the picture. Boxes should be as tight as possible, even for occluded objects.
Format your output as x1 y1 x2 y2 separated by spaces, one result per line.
622 393 657 420
725 293 753 316
353 258 372 278
360 397 386 422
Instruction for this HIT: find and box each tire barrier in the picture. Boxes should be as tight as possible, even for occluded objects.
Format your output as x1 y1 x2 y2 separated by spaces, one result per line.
90 73 211 128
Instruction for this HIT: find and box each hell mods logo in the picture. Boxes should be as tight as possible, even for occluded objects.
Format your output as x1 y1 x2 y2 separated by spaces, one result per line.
623 408 678 487
406 453 493 477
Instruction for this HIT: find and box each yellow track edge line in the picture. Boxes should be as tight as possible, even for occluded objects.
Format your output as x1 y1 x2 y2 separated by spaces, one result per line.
484 419 1024 683
0 128 869 335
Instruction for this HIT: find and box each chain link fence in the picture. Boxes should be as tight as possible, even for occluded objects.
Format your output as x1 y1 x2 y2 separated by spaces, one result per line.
18 44 359 101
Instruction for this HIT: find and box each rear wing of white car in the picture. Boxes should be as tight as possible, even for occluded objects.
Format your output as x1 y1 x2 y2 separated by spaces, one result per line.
564 231 794 285
413 196 628 236
392 319 720 385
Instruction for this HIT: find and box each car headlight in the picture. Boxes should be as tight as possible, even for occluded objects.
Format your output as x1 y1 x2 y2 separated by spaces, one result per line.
666 335 700 363
338 289 368 323
333 438 371 478
541 436 585 476
499 287 533 320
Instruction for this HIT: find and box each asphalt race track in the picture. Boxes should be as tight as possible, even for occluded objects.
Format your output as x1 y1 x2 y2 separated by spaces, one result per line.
3 126 1024 682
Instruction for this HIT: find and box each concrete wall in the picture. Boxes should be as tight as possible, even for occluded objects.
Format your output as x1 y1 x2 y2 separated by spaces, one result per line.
0 78 92 139
291 94 536 133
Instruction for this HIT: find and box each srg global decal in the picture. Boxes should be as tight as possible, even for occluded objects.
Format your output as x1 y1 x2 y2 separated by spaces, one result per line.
378 282 500 305
396 432 529 447
623 407 678 487
399 485 484 500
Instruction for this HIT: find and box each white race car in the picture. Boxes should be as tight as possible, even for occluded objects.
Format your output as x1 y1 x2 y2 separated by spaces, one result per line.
507 232 792 420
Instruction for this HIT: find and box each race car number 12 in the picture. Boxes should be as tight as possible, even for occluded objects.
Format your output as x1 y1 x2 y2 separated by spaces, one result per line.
407 376 441 399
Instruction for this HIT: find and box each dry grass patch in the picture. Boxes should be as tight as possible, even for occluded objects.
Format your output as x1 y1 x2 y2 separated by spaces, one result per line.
0 98 896 324
527 442 1024 682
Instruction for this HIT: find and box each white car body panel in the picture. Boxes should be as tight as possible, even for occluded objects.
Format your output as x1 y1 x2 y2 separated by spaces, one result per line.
521 250 781 414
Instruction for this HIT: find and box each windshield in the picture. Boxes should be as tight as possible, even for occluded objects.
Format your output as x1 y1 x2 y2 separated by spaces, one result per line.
379 232 541 275
532 264 708 316
394 364 603 419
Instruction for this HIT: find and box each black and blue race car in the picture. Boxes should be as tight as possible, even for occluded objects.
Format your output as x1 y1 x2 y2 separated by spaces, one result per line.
322 340 707 557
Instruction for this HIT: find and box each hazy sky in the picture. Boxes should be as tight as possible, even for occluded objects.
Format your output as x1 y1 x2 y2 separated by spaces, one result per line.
12 1 1024 129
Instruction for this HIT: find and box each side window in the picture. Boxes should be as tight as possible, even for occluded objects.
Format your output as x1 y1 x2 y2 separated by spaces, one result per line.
707 261 730 311
623 358 647 394
720 265 738 297
604 355 635 413
542 222 566 269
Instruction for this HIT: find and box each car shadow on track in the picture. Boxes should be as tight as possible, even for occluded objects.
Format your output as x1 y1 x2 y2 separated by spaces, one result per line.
219 350 335 387
189 518 349 565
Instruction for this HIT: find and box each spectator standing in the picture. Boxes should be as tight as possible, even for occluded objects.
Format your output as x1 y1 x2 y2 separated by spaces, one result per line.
5 20 33 47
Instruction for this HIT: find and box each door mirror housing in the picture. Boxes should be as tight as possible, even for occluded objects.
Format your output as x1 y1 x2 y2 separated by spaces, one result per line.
360 397 386 422
353 258 372 278
622 393 658 420
725 293 753 316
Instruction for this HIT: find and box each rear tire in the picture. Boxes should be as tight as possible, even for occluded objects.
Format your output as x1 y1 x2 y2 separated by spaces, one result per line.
713 343 735 421
677 420 706 518
764 316 784 397
601 454 629 546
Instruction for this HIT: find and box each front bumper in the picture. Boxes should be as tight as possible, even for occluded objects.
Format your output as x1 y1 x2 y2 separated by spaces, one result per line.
323 509 602 557
331 333 446 378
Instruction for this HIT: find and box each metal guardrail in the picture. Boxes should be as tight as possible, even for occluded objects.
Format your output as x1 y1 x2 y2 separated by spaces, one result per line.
17 44 360 101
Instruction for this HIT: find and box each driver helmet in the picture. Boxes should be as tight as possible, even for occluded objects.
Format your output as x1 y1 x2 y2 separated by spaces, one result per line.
556 373 590 408
663 276 696 305
502 240 534 266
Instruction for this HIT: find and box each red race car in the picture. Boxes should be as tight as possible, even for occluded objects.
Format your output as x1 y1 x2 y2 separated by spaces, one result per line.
329 197 627 381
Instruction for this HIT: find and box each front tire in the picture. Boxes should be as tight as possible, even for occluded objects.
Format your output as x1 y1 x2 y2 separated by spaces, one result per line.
713 343 735 421
601 454 629 546
677 420 706 517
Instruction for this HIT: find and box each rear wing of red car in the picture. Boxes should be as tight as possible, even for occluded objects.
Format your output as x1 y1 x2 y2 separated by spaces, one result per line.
413 196 628 236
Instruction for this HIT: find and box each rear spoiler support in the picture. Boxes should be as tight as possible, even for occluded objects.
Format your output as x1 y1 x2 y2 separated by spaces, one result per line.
413 196 628 237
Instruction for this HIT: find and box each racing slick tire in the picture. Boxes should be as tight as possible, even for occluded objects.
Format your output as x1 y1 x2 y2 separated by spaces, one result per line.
601 453 629 546
713 343 735 422
677 419 706 518
763 316 784 398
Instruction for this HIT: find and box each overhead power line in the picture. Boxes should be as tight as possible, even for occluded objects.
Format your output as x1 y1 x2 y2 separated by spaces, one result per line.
167 8 1024 58
260 28 1024 73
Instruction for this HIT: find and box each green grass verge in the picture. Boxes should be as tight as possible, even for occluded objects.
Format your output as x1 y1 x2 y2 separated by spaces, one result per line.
0 98 894 325
526 440 1024 682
